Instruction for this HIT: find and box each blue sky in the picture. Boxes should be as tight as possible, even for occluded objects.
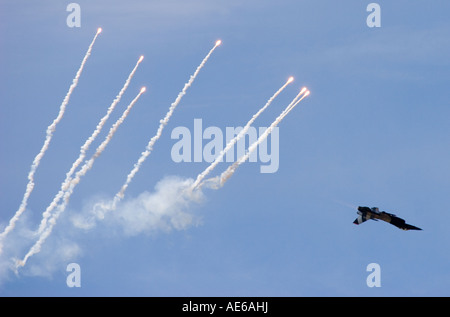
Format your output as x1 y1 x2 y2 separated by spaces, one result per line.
1 0 450 296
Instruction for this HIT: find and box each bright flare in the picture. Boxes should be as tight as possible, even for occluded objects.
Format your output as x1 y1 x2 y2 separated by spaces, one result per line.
97 27 102 34
213 86 311 188
138 55 144 63
216 39 222 46
140 86 146 93
191 76 294 190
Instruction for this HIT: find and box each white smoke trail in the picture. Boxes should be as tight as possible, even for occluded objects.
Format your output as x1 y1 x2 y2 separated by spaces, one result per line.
0 28 102 253
36 55 144 235
108 40 221 211
333 199 358 210
206 88 310 189
190 77 294 191
106 176 204 237
16 87 146 269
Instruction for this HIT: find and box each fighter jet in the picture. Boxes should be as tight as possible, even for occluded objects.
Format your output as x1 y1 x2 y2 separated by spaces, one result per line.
354 206 422 231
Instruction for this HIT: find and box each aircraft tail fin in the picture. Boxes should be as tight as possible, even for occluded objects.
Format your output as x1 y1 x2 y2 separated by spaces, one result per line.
353 214 369 225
